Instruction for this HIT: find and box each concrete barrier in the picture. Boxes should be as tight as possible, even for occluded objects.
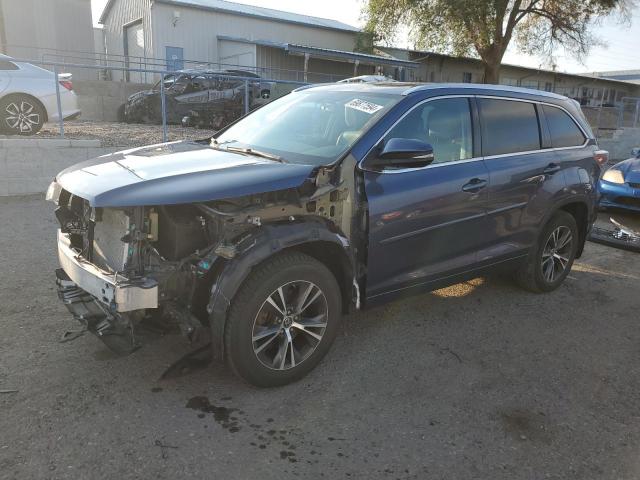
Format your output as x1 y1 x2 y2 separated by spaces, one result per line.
74 80 154 122
0 138 119 196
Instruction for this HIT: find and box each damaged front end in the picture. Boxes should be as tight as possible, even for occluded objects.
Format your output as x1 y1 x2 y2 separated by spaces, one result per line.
47 159 361 357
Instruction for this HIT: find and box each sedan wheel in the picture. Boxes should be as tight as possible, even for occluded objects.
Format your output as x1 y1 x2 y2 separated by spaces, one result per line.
1 96 45 135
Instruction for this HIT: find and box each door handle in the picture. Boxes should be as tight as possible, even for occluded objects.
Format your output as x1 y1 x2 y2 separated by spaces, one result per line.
462 178 487 193
543 163 562 175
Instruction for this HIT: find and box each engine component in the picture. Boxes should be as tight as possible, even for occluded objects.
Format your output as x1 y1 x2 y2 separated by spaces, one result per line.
157 205 208 260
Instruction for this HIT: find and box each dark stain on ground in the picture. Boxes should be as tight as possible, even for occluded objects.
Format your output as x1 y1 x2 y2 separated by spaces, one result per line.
186 396 241 432
151 387 162 393
160 344 212 380
93 349 118 361
280 450 297 462
501 409 552 443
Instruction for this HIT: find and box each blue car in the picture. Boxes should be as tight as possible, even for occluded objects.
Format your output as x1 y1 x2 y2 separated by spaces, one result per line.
598 148 640 212
47 83 604 386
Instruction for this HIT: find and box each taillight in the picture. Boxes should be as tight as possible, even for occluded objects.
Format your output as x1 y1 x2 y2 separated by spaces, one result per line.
593 150 609 166
59 80 73 91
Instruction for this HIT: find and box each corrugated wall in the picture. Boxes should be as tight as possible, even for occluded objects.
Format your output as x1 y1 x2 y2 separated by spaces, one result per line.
0 0 94 79
102 0 153 81
150 3 357 67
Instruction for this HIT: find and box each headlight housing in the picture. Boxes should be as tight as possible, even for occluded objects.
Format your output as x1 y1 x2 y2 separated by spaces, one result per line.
602 168 625 184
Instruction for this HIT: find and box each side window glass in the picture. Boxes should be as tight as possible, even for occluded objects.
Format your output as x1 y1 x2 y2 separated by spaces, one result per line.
190 75 209 92
0 61 18 71
384 97 473 164
170 74 190 94
478 98 540 156
542 105 586 148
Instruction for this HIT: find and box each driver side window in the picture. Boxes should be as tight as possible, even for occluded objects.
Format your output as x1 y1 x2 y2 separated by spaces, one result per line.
385 97 473 164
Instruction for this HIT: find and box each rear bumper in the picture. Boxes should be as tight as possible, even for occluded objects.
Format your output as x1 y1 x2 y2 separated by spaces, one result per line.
57 229 158 312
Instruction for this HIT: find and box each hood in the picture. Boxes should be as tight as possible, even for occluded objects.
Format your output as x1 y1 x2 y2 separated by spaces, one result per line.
55 141 316 207
616 156 640 183
127 89 155 102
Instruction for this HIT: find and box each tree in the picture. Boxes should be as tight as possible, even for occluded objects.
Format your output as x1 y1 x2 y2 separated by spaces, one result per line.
364 0 633 83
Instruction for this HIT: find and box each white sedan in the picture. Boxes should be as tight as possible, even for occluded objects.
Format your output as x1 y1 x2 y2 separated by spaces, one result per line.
0 54 80 135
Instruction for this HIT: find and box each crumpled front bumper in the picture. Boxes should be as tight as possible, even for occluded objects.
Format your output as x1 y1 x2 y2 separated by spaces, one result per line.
56 229 158 312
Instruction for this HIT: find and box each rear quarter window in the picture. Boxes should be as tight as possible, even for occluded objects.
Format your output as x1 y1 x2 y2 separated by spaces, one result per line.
478 98 541 156
542 105 586 148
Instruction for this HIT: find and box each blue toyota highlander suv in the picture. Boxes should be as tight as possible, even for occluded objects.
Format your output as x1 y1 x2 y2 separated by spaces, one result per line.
47 82 605 386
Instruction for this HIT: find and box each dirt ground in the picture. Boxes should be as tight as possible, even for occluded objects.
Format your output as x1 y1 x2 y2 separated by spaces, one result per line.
1 195 640 480
34 120 216 148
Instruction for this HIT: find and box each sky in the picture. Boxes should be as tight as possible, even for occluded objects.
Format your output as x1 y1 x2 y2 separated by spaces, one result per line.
91 0 640 74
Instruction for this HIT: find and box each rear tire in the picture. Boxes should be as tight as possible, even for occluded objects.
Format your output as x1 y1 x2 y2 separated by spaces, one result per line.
224 252 342 387
0 94 46 135
515 211 578 293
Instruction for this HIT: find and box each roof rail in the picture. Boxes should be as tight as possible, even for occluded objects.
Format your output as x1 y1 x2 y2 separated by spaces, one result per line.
402 83 568 100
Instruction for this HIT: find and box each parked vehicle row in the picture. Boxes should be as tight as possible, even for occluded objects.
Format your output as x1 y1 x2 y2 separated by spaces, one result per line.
47 81 605 387
0 54 80 135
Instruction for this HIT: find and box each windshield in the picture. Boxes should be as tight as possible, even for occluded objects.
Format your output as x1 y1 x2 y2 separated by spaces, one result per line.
214 90 400 165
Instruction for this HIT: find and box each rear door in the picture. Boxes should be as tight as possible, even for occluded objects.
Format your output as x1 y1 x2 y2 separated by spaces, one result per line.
478 97 566 262
539 104 593 199
363 96 489 300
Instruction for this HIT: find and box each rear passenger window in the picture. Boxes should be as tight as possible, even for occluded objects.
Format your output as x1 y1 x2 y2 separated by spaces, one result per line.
384 97 473 164
478 99 540 156
542 105 586 147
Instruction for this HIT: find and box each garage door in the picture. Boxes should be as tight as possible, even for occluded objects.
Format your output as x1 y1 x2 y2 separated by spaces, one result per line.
124 21 145 83
218 40 256 68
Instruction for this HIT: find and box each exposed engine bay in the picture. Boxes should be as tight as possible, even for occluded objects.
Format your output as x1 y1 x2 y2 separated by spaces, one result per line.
50 160 363 356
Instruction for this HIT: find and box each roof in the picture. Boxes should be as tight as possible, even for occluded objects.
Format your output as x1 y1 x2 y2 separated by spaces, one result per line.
217 36 418 69
591 70 640 84
300 82 572 100
99 0 359 32
378 46 640 87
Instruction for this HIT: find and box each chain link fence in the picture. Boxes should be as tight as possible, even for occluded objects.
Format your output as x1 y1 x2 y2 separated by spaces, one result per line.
4 58 311 145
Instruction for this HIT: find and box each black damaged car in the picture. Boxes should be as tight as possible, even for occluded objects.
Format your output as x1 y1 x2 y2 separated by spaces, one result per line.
122 69 273 129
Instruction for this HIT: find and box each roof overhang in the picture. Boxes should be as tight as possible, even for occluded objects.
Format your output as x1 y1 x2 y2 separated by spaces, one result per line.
101 0 360 32
217 36 418 69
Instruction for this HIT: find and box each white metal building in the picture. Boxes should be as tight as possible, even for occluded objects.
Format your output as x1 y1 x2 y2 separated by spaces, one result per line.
98 0 417 82
0 0 95 79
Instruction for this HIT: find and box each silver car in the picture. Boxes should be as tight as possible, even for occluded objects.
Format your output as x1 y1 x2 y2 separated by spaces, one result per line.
0 54 80 135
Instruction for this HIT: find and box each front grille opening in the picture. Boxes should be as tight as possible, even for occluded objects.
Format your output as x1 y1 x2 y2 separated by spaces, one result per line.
614 196 640 208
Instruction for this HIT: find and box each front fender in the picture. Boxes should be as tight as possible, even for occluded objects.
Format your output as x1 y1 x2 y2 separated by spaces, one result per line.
206 221 353 361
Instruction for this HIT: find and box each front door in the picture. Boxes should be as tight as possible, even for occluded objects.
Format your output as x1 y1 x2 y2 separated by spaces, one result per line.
363 96 489 300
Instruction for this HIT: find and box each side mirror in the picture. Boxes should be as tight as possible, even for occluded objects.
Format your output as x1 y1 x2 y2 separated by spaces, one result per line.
366 138 435 170
631 147 640 158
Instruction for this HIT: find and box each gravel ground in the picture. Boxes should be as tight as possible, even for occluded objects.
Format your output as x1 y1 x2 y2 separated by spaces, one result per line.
33 120 216 148
1 196 640 480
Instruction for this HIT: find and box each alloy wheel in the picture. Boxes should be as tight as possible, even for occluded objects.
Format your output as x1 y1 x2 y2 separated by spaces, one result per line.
252 280 328 371
5 101 41 133
541 226 573 283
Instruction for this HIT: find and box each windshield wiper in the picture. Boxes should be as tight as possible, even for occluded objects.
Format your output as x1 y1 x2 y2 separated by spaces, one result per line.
225 145 285 163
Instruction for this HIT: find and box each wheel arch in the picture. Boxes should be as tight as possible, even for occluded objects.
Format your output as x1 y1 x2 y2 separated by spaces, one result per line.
547 198 592 259
205 222 356 361
0 92 49 122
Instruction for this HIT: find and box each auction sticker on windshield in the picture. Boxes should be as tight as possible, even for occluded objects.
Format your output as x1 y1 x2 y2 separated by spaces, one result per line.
345 99 384 115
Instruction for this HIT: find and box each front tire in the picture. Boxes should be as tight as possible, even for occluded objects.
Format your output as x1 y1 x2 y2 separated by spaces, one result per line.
0 94 46 135
224 252 342 387
515 210 578 293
